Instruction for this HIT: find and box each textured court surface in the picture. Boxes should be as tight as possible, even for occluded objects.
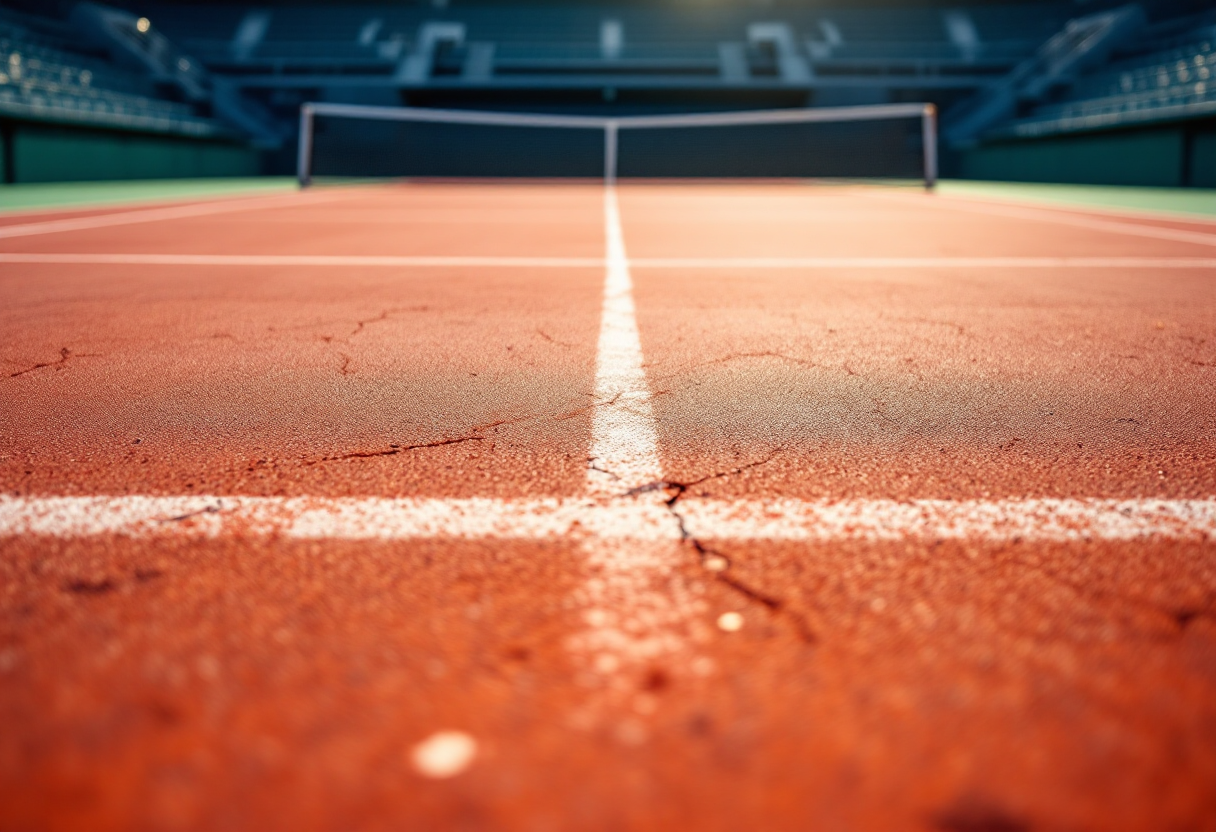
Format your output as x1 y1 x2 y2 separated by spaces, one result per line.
2 182 1216 831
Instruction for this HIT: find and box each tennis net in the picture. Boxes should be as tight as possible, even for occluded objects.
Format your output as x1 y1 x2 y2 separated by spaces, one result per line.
299 102 938 188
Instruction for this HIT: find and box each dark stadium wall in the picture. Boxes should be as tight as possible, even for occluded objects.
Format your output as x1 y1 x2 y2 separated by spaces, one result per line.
0 122 261 184
0 125 12 185
1193 129 1216 189
958 120 1216 188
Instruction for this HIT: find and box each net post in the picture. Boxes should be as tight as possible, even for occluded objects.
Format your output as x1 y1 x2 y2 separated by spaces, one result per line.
297 104 315 189
921 103 938 192
604 120 618 186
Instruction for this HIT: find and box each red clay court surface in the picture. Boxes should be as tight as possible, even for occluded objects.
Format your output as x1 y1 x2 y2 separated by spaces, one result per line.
2 181 1215 831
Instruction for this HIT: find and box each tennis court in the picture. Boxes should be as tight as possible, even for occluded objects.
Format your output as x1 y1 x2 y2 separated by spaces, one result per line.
3 175 1216 830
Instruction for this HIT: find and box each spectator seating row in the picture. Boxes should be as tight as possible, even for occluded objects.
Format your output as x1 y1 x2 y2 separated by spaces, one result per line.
144 2 1060 71
0 12 224 137
997 22 1216 138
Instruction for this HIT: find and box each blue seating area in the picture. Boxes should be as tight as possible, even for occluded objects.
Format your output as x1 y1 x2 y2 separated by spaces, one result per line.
124 0 1214 152
0 8 224 137
994 13 1216 139
1 1 1210 155
152 5 412 70
143 3 1053 78
803 6 1054 63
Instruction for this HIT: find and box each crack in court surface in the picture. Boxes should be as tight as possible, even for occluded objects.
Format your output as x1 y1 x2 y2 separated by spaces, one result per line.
623 451 822 645
305 435 487 465
7 187 1216 743
302 401 615 467
5 185 1216 761
648 350 819 382
6 347 102 379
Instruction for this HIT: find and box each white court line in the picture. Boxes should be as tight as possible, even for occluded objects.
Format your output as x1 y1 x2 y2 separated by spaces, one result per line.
2 253 1213 269
632 256 1216 269
937 191 1216 227
573 187 679 689
0 189 354 240
587 187 664 496
0 187 299 221
0 253 604 268
870 191 1216 249
2 496 1213 541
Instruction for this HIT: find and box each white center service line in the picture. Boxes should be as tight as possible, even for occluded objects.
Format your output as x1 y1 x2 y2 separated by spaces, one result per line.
587 187 664 497
2 253 1214 269
570 186 690 709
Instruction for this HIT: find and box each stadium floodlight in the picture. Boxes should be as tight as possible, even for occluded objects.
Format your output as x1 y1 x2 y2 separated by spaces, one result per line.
297 101 938 190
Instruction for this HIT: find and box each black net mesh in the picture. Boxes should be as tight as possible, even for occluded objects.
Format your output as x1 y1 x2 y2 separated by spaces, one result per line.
307 110 926 182
309 116 605 179
618 117 925 179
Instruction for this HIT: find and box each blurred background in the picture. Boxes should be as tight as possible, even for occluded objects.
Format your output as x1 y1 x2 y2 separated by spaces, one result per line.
0 0 1212 188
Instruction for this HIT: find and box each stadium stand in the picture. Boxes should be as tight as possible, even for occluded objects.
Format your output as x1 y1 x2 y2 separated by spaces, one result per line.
992 10 1216 139
0 0 1212 185
0 5 221 138
139 3 1060 90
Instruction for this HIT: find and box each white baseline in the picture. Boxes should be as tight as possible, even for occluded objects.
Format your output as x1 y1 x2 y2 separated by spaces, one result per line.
2 495 1214 542
1 253 1213 269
